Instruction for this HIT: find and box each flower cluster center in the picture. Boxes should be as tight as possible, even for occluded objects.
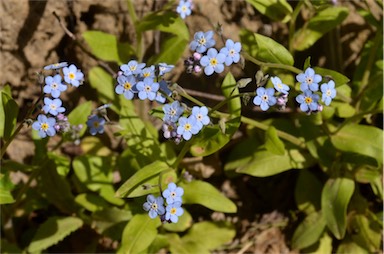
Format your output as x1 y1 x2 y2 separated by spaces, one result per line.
124 82 132 90
41 123 49 131
305 97 313 104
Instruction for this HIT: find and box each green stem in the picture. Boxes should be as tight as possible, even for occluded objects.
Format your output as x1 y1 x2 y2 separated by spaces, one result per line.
127 0 143 61
288 0 304 54
242 52 302 74
209 91 255 113
173 142 192 169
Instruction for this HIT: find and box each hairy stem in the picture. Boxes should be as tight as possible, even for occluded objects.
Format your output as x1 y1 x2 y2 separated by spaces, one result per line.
242 52 302 74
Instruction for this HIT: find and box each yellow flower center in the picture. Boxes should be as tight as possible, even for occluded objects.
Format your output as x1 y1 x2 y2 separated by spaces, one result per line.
124 82 132 90
199 37 206 45
184 123 191 131
50 104 57 110
305 97 312 104
130 65 136 71
170 207 177 215
277 83 283 89
182 6 187 12
210 58 217 66
69 72 75 80
170 109 176 116
41 123 49 131
143 72 150 77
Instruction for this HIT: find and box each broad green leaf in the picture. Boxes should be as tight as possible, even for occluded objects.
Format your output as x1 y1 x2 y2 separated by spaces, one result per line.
81 136 113 156
148 35 188 65
118 214 160 254
163 210 192 232
75 193 110 212
331 124 383 164
313 67 350 87
236 148 316 177
147 234 169 254
245 0 292 22
190 72 241 156
168 233 200 254
332 101 355 118
99 185 125 206
265 126 285 155
0 90 19 141
293 7 349 51
180 180 237 213
295 170 322 214
67 101 92 137
302 232 333 254
27 216 83 253
115 161 170 198
181 221 236 252
136 11 189 41
92 207 132 236
321 177 354 239
337 236 370 254
291 211 326 250
73 155 114 192
349 212 382 252
48 152 70 176
0 173 15 204
82 30 135 64
240 29 294 65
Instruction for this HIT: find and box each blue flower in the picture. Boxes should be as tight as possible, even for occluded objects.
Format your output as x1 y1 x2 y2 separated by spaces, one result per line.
163 101 184 123
137 77 159 101
86 115 106 135
115 75 136 100
296 90 320 112
120 60 146 76
44 62 68 70
200 48 226 76
32 114 56 138
43 74 67 98
63 64 84 87
162 121 178 139
143 194 165 219
191 106 210 130
158 63 174 76
165 202 184 223
296 67 322 92
177 116 200 140
176 0 192 19
141 65 156 79
42 97 66 116
189 31 216 53
253 87 277 111
219 39 241 66
162 182 184 204
271 76 290 95
320 80 336 106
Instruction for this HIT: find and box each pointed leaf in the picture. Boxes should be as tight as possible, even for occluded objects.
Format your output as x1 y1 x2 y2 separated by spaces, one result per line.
0 90 19 141
148 35 188 65
292 211 326 250
265 126 285 155
245 0 292 22
295 169 322 214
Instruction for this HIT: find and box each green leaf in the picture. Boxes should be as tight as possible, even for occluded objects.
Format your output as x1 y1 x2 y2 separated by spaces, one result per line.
321 177 354 239
295 170 322 214
115 161 170 198
291 211 327 250
67 101 92 137
118 214 160 254
302 232 333 254
0 90 19 141
163 210 192 232
240 29 294 65
337 236 370 254
332 102 356 118
136 11 189 40
265 126 285 155
148 35 188 65
27 216 83 253
147 234 170 254
349 212 382 252
0 173 15 204
73 155 114 192
88 67 119 109
293 7 349 51
48 152 70 176
180 180 237 213
75 193 110 212
82 30 135 64
236 148 316 177
331 124 383 164
313 67 350 87
181 221 236 251
245 0 292 22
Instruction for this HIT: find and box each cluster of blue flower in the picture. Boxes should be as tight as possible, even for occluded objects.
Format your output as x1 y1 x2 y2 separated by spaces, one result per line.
143 183 184 223
33 62 84 139
162 101 210 141
176 0 193 19
185 30 242 76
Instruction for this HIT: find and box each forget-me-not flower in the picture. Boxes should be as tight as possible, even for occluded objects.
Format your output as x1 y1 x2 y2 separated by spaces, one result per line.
143 194 165 219
271 76 290 95
177 116 200 140
163 101 184 123
253 87 277 111
200 48 226 76
63 64 84 87
165 202 184 223
296 67 322 92
191 106 210 130
43 74 67 98
158 63 174 76
219 39 242 66
141 65 155 79
296 90 320 112
115 75 136 100
44 62 68 70
120 60 146 76
86 115 106 135
162 182 184 204
320 80 337 106
190 31 216 53
32 114 56 138
42 97 66 116
136 77 159 101
176 0 192 19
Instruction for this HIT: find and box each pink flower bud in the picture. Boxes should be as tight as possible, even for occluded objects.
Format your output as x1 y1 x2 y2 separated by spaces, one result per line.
193 52 202 61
